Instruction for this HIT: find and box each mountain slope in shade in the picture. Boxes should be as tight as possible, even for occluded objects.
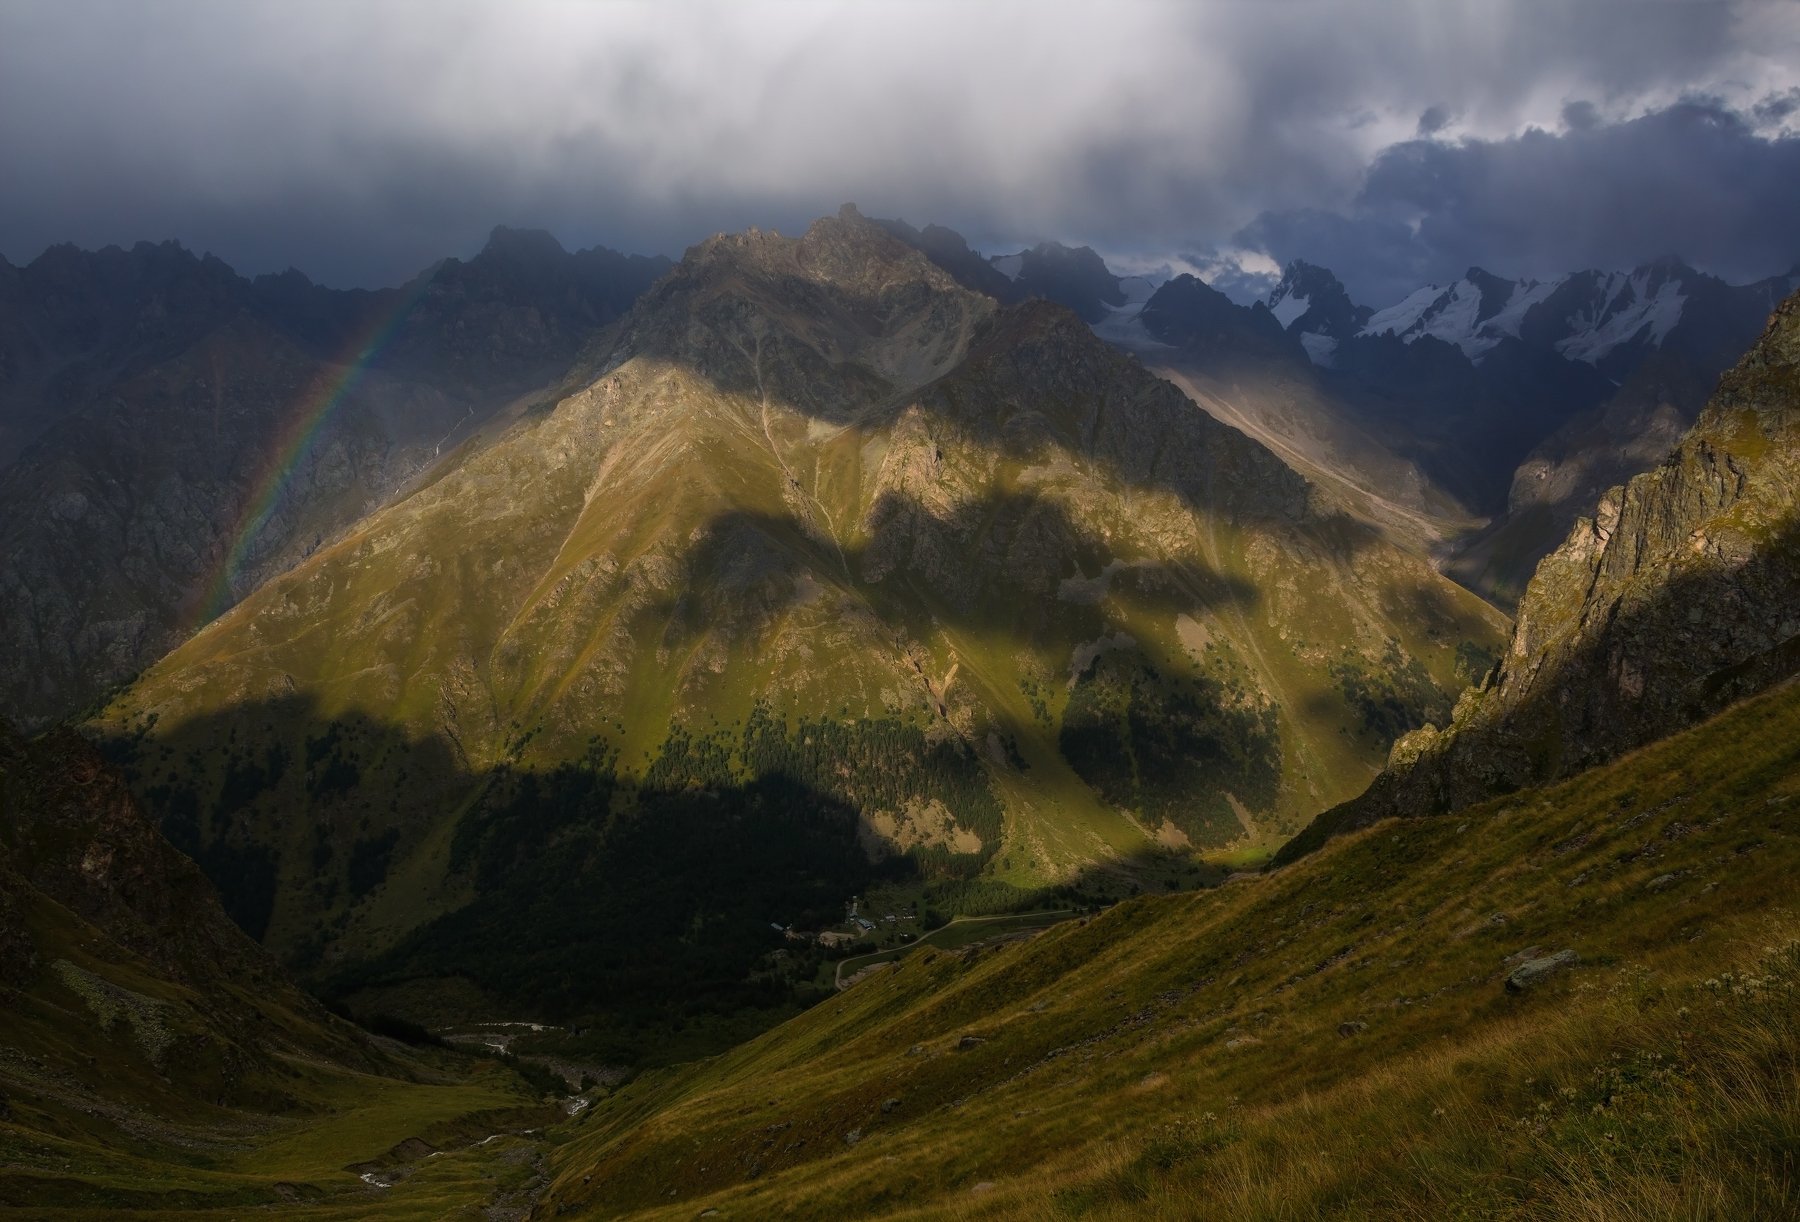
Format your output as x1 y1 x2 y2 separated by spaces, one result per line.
988 240 1128 322
1285 287 1800 860
536 661 1800 1219
90 208 1501 1034
1443 353 1715 606
0 721 551 1214
0 231 671 728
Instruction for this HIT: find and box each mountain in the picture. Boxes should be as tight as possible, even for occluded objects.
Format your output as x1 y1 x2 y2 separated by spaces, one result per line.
1443 353 1715 604
1427 261 1798 604
0 720 550 1212
1138 268 1616 517
0 231 671 728
1285 286 1800 859
1132 257 1788 602
87 206 1502 1046
989 240 1128 323
535 645 1800 1218
1358 266 1565 361
1354 258 1795 377
1264 259 1373 362
878 237 1787 608
513 289 1800 1222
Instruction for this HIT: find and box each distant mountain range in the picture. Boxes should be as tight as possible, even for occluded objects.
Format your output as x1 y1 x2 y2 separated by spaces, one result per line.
880 227 1795 607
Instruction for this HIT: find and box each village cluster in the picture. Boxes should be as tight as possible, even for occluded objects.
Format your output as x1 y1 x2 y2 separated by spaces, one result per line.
772 896 919 949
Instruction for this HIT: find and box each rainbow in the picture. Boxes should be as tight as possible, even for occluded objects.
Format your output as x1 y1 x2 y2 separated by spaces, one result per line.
191 275 435 630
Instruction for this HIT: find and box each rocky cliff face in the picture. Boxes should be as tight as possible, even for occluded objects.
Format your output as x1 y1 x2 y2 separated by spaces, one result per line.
1265 260 1372 342
1284 289 1800 859
0 232 670 727
1443 354 1714 606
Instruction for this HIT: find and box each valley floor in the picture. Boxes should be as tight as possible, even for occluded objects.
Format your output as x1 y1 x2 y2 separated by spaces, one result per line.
0 1051 561 1220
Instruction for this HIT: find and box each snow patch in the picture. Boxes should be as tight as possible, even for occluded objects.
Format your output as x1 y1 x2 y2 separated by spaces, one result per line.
1269 291 1311 330
1414 281 1486 353
1361 285 1442 339
1481 276 1564 341
1557 272 1686 364
1299 331 1338 366
1090 286 1174 352
1361 275 1565 360
1116 274 1158 305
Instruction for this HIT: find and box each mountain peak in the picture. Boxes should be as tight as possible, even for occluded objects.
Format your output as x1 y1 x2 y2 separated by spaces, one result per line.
476 224 569 264
1266 260 1367 340
986 241 1125 322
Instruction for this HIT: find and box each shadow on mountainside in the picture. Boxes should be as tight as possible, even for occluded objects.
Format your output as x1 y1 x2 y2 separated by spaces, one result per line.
92 687 1241 1062
648 491 1262 646
585 213 1338 535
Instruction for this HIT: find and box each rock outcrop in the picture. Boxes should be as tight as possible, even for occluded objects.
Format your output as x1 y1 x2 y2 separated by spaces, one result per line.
1284 289 1800 860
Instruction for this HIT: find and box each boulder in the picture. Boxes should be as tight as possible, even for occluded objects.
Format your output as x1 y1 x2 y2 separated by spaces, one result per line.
1505 949 1579 992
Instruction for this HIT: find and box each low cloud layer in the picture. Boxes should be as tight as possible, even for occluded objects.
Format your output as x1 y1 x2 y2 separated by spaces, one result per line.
1 1 1795 301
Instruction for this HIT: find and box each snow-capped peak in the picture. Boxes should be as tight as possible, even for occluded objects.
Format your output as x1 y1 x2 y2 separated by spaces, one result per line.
1356 260 1718 366
1263 262 1370 362
1552 270 1687 364
1360 271 1565 361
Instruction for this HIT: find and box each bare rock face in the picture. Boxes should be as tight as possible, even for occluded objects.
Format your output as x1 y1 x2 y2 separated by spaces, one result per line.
1285 290 1800 860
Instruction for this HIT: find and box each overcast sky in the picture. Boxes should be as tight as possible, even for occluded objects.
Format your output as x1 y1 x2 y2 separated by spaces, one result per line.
2 0 1796 304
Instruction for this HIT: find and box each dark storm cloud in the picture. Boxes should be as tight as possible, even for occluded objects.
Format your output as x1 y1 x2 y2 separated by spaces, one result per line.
1416 106 1456 138
1245 97 1800 305
0 1 1795 294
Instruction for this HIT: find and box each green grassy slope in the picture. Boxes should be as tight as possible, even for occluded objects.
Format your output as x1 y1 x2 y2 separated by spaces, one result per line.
540 672 1800 1219
85 211 1503 1040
